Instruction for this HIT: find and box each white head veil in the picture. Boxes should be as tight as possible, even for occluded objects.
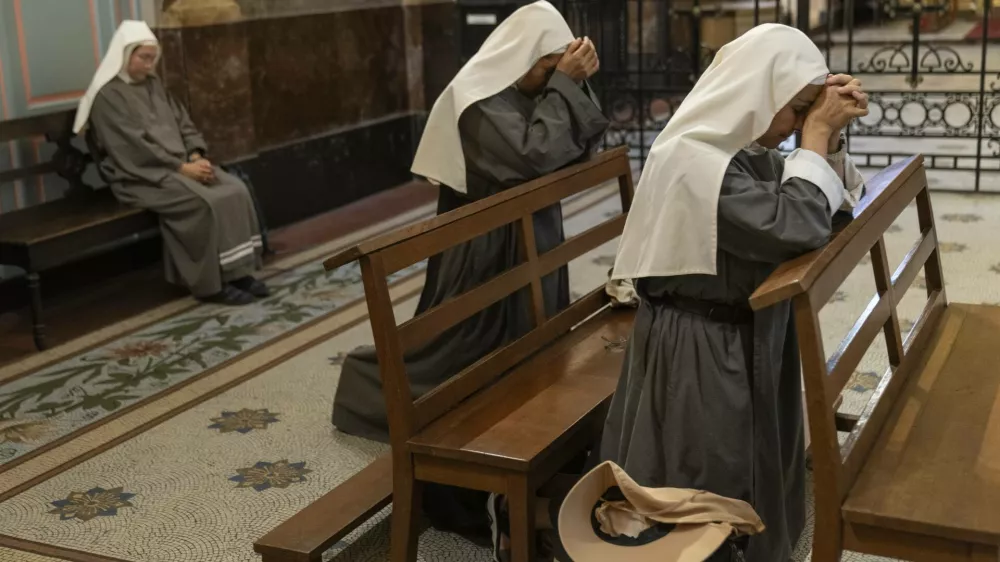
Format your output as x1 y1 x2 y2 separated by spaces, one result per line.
410 0 574 193
612 24 830 280
73 20 159 134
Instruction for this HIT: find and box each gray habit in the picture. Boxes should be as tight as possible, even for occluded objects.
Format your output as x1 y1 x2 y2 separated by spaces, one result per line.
332 71 608 538
88 77 262 297
599 148 833 561
333 71 608 441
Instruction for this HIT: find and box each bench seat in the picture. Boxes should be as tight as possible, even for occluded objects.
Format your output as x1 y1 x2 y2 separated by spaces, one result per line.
0 192 157 271
843 302 1000 548
253 453 393 562
408 308 634 471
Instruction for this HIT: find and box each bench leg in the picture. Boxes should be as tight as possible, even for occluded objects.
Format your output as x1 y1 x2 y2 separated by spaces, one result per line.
507 473 536 562
390 454 421 562
26 272 48 351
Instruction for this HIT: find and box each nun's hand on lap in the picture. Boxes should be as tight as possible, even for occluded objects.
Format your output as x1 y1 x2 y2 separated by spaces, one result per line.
179 161 214 185
195 160 218 185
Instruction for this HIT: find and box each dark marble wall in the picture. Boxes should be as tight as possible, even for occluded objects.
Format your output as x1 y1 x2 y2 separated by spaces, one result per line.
247 8 408 148
420 2 460 107
154 2 458 228
242 115 416 228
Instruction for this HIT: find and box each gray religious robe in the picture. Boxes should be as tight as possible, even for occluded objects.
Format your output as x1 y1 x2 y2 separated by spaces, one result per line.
88 76 262 297
598 147 835 562
332 71 608 539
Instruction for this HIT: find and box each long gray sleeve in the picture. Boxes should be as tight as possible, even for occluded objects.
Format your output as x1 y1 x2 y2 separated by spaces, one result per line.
717 160 834 264
90 88 184 185
458 70 609 185
166 88 208 157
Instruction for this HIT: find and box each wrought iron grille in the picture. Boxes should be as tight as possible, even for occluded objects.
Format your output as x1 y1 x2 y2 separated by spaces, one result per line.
554 0 998 192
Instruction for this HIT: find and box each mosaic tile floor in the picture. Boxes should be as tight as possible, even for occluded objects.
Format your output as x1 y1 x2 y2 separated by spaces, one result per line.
0 182 997 561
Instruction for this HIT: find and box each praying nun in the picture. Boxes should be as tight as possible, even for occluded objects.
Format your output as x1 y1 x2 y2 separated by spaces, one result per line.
601 24 868 562
76 20 267 306
330 0 609 540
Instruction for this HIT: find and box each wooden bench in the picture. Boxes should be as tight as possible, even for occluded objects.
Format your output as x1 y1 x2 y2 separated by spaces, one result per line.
0 109 269 350
254 454 393 562
254 146 635 562
0 110 157 350
750 155 1000 562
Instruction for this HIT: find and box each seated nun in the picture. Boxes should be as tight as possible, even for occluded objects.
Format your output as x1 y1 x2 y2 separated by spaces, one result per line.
74 20 267 306
331 0 609 542
597 24 867 562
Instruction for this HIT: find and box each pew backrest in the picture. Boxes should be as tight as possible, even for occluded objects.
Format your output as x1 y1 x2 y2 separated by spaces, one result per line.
323 146 634 449
749 155 946 514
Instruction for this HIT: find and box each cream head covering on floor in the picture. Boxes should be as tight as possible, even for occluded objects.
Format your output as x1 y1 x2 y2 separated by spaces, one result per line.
73 20 159 134
612 24 831 279
559 461 765 561
410 0 575 193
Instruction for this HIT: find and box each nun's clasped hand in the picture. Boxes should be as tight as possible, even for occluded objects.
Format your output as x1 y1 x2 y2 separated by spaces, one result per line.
179 159 215 185
827 73 869 111
556 37 600 83
807 78 870 134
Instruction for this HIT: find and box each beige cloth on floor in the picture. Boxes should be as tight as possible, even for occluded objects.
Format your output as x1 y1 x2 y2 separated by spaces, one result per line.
559 461 764 562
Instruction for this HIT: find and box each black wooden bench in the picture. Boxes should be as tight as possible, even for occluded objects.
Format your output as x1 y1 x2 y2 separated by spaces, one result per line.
0 110 157 350
0 109 268 350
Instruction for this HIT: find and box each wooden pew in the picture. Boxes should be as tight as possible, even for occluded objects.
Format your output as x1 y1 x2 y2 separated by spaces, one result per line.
750 155 1000 562
254 146 635 562
253 453 393 562
0 110 270 350
0 110 158 350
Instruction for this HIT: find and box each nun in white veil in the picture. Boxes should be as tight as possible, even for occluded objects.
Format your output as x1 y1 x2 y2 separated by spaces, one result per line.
598 24 867 561
331 0 609 542
77 20 266 306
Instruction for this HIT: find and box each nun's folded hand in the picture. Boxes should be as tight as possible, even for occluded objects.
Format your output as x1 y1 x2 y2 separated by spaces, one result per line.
581 37 600 78
179 161 212 184
556 37 599 83
806 84 870 133
827 73 868 109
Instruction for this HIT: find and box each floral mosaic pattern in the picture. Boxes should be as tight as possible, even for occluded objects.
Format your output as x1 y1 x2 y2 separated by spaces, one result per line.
48 487 135 522
0 260 425 465
940 213 983 223
591 254 616 268
0 418 49 445
938 242 968 253
230 460 312 492
848 371 881 394
208 409 279 434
